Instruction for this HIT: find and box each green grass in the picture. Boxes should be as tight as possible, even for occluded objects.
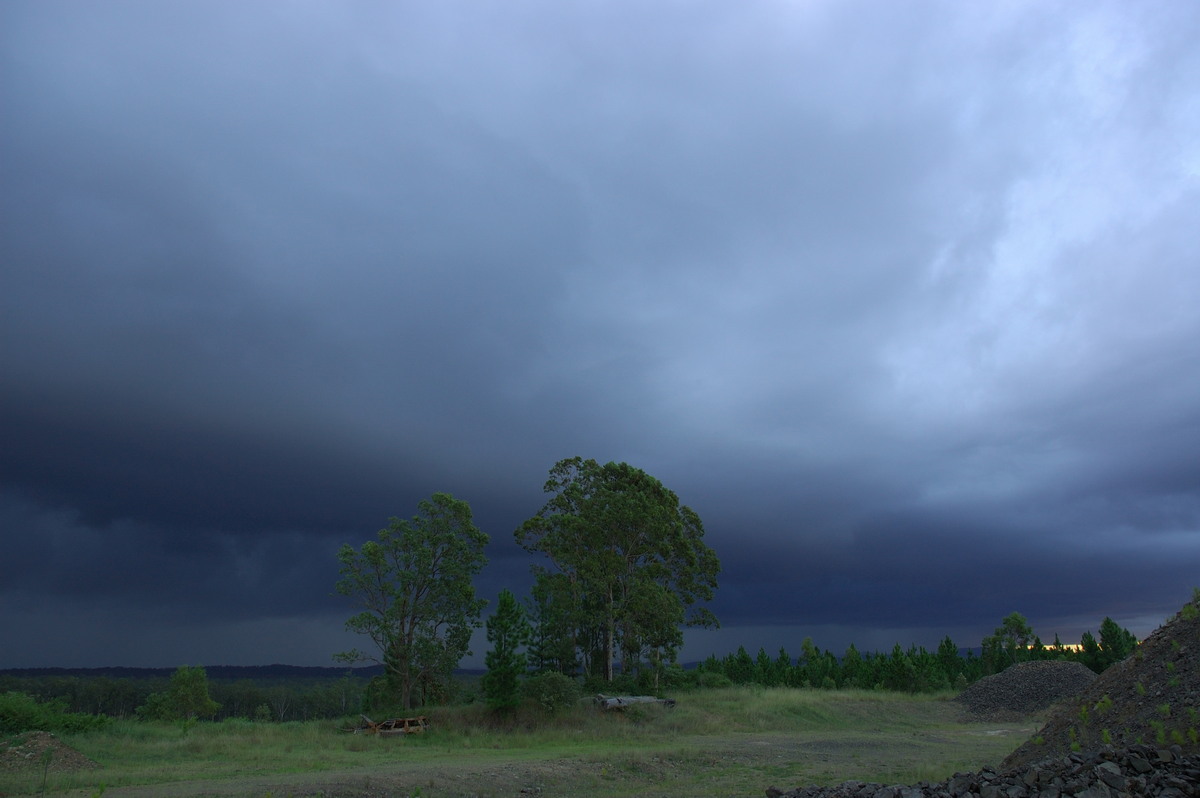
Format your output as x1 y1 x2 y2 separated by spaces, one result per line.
7 688 1034 797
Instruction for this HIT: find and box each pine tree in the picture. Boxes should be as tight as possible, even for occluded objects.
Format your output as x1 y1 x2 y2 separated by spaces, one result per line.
1097 617 1138 669
1078 630 1103 673
482 589 531 712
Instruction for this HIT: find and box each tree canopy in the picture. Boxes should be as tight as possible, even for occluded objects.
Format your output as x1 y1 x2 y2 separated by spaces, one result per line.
981 611 1035 672
516 457 720 683
136 665 220 722
335 492 488 709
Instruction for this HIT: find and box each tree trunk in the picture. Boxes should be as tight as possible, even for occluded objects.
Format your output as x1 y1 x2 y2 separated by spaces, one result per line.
606 586 615 682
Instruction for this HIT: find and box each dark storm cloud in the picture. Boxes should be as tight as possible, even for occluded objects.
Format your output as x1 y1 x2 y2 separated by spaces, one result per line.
2 0 1199 667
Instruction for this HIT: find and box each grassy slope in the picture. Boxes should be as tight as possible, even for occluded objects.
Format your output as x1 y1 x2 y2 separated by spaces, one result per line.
10 688 1036 797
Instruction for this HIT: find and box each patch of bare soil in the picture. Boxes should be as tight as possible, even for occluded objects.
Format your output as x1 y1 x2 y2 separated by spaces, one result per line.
1 730 100 775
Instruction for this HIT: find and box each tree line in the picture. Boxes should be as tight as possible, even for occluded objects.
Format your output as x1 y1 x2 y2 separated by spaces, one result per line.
690 611 1139 694
0 609 1139 726
0 667 367 723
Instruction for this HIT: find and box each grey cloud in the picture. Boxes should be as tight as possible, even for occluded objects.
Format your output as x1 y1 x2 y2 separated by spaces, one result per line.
2 0 1198 667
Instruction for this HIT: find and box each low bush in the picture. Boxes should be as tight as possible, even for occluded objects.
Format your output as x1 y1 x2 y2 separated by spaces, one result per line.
695 671 732 689
0 691 111 734
522 672 580 715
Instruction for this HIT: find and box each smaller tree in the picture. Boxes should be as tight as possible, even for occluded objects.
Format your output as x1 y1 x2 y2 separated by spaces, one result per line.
1097 617 1138 669
982 612 1034 673
335 493 488 710
525 570 580 675
936 636 964 683
137 665 220 722
481 589 532 712
1078 630 1103 673
882 644 918 692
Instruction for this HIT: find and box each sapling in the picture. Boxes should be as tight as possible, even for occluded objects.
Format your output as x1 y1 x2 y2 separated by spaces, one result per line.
38 748 53 797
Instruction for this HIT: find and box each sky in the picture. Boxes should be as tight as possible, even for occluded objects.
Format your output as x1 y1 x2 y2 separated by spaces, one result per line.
2 0 1198 670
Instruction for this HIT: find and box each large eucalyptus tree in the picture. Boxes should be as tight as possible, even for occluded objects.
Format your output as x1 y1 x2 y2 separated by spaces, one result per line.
517 457 720 682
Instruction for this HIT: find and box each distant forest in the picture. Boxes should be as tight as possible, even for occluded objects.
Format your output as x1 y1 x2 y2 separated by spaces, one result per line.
0 665 375 723
0 612 1137 723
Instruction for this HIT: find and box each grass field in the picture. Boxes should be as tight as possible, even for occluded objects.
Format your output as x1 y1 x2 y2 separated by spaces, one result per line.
5 688 1038 797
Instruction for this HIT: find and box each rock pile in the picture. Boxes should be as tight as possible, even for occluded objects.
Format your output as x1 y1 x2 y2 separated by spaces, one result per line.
954 660 1098 721
1003 596 1200 770
766 744 1199 798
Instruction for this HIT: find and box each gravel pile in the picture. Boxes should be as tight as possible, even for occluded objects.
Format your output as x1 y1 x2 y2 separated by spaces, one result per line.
766 744 1199 798
953 660 1098 721
1004 596 1200 770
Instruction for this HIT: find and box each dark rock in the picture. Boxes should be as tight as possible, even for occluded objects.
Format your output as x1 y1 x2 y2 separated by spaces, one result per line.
1095 761 1125 790
768 748 1200 797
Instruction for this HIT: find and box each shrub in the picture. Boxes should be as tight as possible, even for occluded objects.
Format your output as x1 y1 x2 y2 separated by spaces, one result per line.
0 691 42 734
1181 599 1198 621
657 664 698 690
521 672 579 715
0 691 110 734
696 671 732 689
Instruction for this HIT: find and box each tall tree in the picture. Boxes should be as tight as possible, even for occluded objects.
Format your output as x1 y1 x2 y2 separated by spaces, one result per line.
481 589 531 712
516 457 720 682
335 492 488 709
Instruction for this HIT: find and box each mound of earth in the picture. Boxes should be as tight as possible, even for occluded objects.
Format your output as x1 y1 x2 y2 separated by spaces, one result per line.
953 659 1097 721
0 730 100 774
1003 592 1200 770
